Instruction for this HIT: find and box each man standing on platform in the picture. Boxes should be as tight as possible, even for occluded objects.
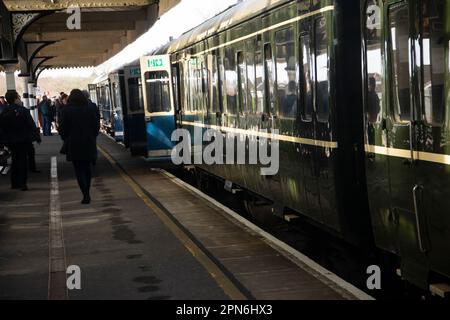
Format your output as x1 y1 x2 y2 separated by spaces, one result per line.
38 96 52 136
0 91 40 191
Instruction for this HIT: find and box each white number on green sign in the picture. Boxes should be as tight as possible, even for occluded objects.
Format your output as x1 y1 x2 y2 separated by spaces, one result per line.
148 58 164 68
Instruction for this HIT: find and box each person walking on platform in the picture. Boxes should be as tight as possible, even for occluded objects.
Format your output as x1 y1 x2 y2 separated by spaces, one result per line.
0 91 40 191
56 93 68 129
38 96 52 136
59 89 100 204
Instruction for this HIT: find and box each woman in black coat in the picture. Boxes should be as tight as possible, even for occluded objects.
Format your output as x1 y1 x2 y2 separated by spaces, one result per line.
59 89 100 204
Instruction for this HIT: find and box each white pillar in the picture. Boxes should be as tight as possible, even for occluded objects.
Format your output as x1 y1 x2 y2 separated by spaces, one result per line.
6 72 16 91
28 82 38 127
3 64 17 91
22 77 30 109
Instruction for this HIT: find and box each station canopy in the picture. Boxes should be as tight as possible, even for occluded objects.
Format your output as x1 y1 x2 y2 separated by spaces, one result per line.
1 0 181 70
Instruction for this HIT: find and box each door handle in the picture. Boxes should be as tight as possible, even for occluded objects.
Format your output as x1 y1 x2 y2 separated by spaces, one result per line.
413 185 429 253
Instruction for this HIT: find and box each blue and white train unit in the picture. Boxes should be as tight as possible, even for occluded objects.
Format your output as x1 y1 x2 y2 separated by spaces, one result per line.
90 58 176 160
139 54 177 162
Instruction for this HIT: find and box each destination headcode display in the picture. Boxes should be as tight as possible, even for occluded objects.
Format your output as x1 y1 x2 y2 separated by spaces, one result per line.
129 67 141 77
147 57 164 68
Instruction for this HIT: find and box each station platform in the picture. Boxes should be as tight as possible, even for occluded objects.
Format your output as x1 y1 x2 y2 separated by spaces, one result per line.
0 134 373 300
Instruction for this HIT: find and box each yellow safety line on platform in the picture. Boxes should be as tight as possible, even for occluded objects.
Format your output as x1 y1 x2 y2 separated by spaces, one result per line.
97 146 248 300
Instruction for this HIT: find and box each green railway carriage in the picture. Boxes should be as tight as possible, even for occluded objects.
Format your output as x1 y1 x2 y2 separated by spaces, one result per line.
148 0 450 291
159 0 371 247
362 0 450 289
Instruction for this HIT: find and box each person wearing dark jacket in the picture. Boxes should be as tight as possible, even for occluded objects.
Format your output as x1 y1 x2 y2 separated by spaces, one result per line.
59 89 100 204
38 96 52 136
0 91 39 191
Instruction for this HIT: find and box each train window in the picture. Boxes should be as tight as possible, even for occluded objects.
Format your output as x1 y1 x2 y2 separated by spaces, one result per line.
245 39 257 114
210 54 222 113
100 85 112 122
237 51 248 113
422 0 446 127
127 77 143 112
89 85 97 105
185 59 196 112
275 27 297 119
311 0 320 10
218 55 227 113
184 60 194 112
300 34 313 122
180 61 190 111
255 49 265 114
315 18 330 123
189 58 200 111
298 0 310 13
224 47 238 115
264 43 275 115
195 66 202 111
192 61 200 111
202 59 209 112
171 65 179 111
388 4 412 123
113 82 122 110
110 84 116 108
95 88 101 106
106 86 111 107
89 90 97 105
365 0 383 124
199 59 207 111
144 71 171 113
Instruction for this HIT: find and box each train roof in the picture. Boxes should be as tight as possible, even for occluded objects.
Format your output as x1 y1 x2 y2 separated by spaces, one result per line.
155 0 291 55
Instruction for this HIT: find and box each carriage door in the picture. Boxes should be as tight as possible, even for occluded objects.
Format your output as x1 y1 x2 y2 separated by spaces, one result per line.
385 1 430 281
297 21 321 222
141 55 177 159
172 62 182 128
416 0 449 282
125 67 147 156
111 74 125 142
